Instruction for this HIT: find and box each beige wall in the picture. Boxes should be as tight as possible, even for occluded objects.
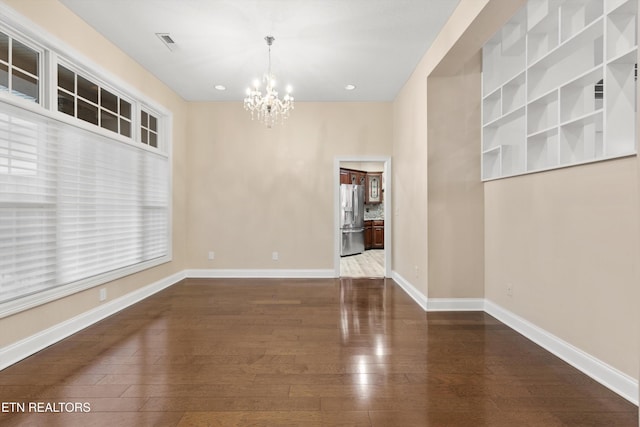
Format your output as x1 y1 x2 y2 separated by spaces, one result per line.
395 0 639 382
0 0 188 347
485 159 640 377
185 102 392 270
391 0 522 295
426 52 484 299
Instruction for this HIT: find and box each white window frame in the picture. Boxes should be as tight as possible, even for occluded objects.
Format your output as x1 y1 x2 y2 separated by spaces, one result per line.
0 4 173 318
0 25 45 108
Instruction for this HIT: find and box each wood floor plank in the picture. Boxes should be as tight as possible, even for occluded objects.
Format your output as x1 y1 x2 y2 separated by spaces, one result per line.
0 277 636 426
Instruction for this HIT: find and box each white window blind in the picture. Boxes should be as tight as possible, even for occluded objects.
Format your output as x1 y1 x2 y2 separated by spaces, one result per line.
0 101 169 304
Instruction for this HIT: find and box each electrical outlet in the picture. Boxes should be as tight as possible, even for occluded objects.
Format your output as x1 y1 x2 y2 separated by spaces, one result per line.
507 284 513 297
99 288 107 301
272 251 279 261
208 251 215 260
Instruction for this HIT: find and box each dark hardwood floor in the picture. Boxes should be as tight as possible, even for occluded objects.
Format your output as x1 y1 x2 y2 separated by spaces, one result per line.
0 278 637 426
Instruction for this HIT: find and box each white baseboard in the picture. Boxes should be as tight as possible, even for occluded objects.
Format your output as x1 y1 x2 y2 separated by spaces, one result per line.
391 271 428 310
427 298 485 311
485 299 638 405
185 269 335 279
0 271 185 371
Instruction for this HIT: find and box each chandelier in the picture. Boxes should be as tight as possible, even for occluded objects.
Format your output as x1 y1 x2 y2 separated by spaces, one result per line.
244 36 294 128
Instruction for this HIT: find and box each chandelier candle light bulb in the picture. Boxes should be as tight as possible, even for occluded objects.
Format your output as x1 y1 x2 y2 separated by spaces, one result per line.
244 35 294 128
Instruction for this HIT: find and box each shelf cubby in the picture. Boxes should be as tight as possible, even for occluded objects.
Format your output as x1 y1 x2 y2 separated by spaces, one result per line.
559 111 603 164
528 89 558 135
527 128 559 171
483 89 502 125
560 0 603 42
502 72 526 114
482 147 501 180
605 49 637 156
607 0 638 60
528 18 603 100
559 65 603 123
502 8 527 55
482 36 526 96
502 143 526 177
482 0 636 181
527 8 560 64
608 0 635 14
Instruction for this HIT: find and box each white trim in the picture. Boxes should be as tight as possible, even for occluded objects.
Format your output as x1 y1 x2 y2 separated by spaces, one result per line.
391 271 428 311
334 156 392 278
0 257 172 319
0 271 185 371
427 298 485 311
186 269 334 279
485 299 638 405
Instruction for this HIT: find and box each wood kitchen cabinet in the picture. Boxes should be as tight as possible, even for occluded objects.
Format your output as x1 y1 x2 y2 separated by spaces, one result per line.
350 171 366 186
340 168 366 186
365 172 382 204
372 220 384 249
364 220 373 249
339 169 351 184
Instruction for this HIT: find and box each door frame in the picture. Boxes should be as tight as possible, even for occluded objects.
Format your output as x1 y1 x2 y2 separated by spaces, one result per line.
334 156 392 277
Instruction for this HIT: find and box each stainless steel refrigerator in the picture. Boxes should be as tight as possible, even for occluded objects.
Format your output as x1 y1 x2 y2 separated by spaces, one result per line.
340 184 365 256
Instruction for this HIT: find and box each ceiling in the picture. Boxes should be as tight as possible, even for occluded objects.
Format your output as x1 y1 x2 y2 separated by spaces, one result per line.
58 0 461 102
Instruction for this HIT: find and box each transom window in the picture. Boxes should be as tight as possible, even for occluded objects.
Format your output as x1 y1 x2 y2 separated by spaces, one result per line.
57 64 132 138
0 31 39 103
141 109 158 148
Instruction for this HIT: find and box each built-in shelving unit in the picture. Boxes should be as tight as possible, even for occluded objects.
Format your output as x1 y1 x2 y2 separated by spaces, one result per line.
482 0 637 181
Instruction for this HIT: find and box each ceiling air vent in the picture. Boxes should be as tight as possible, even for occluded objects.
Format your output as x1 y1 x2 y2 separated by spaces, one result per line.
156 33 176 51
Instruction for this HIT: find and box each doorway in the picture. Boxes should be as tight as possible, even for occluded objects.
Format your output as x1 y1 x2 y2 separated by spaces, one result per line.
334 157 391 278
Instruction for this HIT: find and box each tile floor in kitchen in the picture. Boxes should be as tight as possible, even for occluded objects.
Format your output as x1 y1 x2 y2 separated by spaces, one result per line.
340 249 384 278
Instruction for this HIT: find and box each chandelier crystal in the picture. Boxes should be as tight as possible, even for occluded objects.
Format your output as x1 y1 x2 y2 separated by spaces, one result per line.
244 36 294 128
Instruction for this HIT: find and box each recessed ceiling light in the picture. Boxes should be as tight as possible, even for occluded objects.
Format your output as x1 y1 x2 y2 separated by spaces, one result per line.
214 85 226 91
345 84 356 91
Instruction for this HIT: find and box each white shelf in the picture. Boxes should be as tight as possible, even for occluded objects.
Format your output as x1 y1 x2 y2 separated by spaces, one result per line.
483 107 526 152
502 143 526 177
528 17 604 100
503 72 526 114
483 25 526 96
559 66 603 123
528 89 558 134
482 147 501 180
607 0 638 60
606 49 637 156
559 111 603 164
481 0 637 181
527 127 559 171
483 89 502 125
560 0 603 42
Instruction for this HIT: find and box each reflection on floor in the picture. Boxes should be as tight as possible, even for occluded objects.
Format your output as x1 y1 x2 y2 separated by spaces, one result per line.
340 249 384 277
2 278 635 426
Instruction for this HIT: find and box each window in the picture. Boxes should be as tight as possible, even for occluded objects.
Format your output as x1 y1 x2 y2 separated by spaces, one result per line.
141 109 158 148
0 31 40 103
57 64 132 138
0 102 169 305
0 21 171 315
